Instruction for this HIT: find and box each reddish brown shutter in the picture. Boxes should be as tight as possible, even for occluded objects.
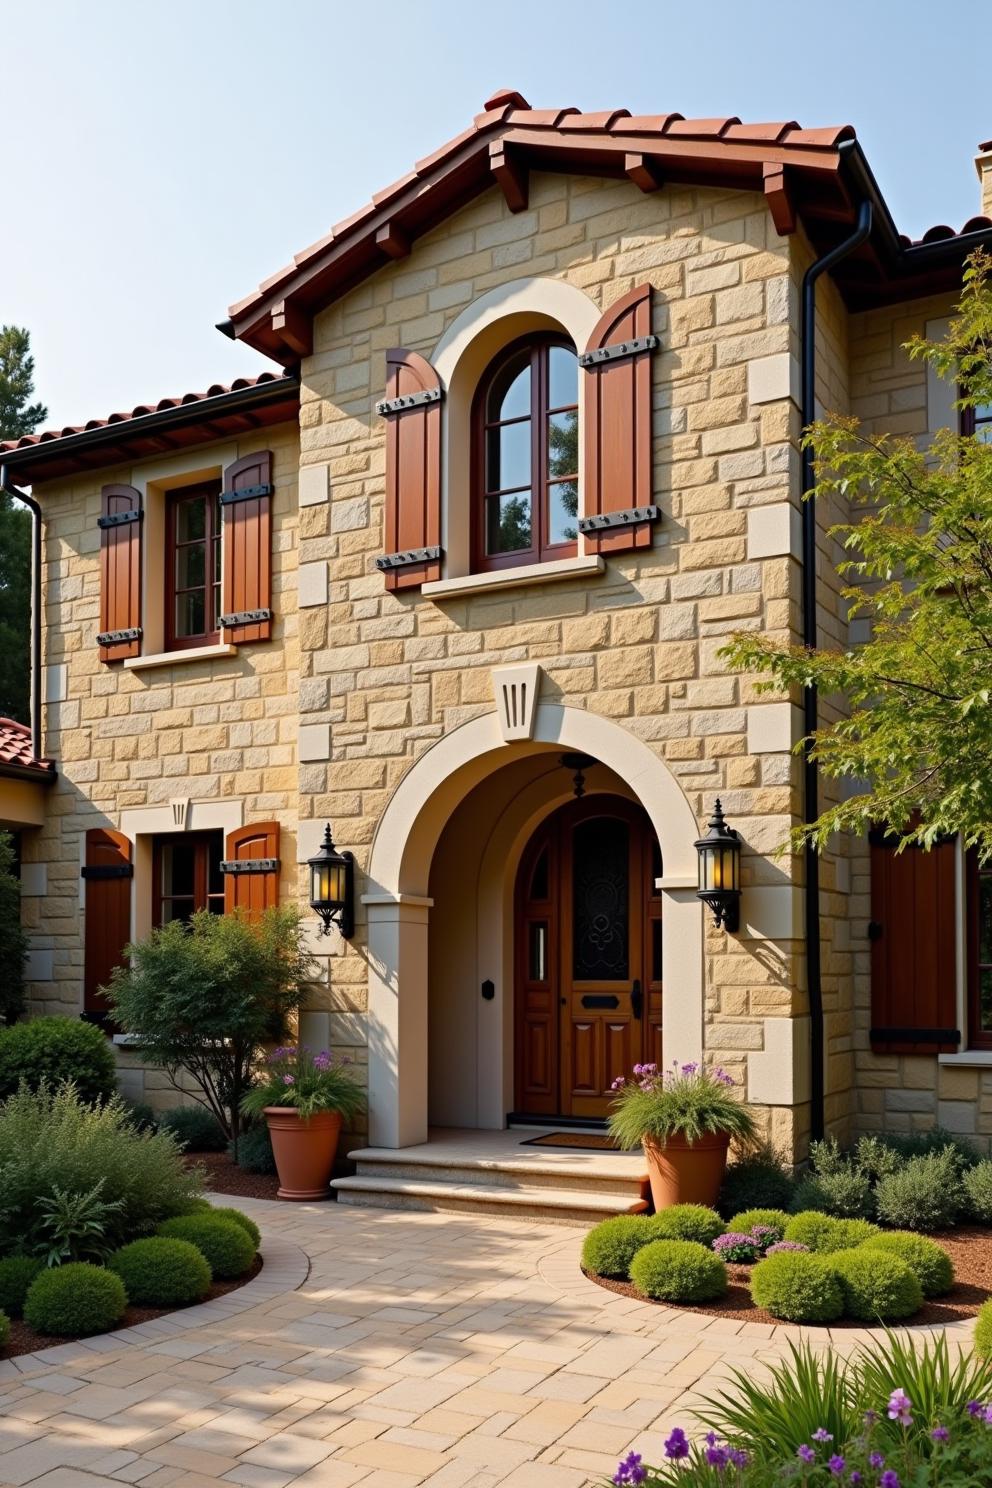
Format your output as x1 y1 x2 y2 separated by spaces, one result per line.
83 828 133 1017
869 829 959 1054
222 822 280 920
377 349 442 591
98 484 143 662
581 283 658 555
221 451 273 643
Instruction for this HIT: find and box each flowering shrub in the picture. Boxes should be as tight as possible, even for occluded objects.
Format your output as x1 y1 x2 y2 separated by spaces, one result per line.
241 1046 365 1122
608 1061 758 1151
712 1232 763 1264
764 1240 810 1255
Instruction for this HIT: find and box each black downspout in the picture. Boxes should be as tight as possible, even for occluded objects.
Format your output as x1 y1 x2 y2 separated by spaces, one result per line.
0 465 43 763
800 199 873 1143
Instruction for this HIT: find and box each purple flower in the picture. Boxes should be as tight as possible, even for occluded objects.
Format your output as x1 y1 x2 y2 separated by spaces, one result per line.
765 1241 810 1255
681 1061 699 1076
727 1448 748 1468
812 1428 833 1443
967 1400 984 1418
714 1067 735 1086
887 1389 912 1426
663 1428 689 1460
879 1473 900 1488
612 1452 646 1486
930 1425 949 1443
868 1453 885 1470
827 1455 845 1476
705 1445 729 1469
797 1444 816 1464
610 1077 625 1091
282 1074 295 1086
849 1475 862 1486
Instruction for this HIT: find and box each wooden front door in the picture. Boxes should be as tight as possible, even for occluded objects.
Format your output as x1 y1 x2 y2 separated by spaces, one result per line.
514 797 662 1120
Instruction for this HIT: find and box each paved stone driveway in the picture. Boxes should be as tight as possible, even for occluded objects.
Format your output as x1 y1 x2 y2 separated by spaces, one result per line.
0 1198 967 1488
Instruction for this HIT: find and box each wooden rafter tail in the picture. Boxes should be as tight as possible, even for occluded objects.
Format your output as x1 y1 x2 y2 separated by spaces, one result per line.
376 221 410 260
624 152 664 193
763 162 797 236
489 140 528 213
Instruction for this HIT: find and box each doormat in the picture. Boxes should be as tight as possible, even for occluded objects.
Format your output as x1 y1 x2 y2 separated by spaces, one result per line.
521 1131 618 1151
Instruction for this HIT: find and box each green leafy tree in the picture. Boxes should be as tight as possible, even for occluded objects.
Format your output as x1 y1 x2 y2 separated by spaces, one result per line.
724 250 992 857
0 326 47 724
0 832 27 1024
104 906 313 1141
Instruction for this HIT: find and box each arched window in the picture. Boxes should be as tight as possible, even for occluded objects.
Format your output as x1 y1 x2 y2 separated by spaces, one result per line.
473 336 579 571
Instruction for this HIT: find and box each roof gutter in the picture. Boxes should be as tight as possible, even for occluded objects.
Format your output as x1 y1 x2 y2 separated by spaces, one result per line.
800 196 873 1144
0 465 44 764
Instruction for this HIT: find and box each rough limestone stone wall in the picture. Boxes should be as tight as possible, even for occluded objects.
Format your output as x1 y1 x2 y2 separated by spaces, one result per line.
296 170 814 1157
20 420 301 1110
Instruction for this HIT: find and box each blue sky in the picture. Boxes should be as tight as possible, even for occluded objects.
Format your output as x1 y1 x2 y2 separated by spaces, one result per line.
3 0 988 428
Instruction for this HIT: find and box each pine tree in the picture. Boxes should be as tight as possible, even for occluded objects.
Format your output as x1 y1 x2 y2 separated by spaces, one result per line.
0 326 47 724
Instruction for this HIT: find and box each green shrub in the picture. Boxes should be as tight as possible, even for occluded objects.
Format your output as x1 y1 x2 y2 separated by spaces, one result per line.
208 1207 261 1249
783 1211 878 1254
750 1252 844 1323
963 1159 992 1223
124 1101 158 1133
109 1237 212 1306
976 1300 992 1360
833 1217 881 1249
229 1122 276 1174
791 1169 877 1221
157 1214 256 1278
629 1239 727 1303
582 1216 654 1278
829 1249 923 1321
717 1149 796 1219
0 1306 8 1346
852 1134 904 1183
157 1106 227 1152
875 1150 965 1232
0 1255 43 1316
649 1204 725 1246
24 1262 127 1336
0 1019 116 1104
0 1083 201 1256
858 1231 954 1298
0 831 27 1025
880 1126 980 1169
727 1209 791 1241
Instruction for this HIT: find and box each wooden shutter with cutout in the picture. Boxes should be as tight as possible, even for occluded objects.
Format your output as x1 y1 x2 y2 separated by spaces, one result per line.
222 821 280 920
221 451 273 643
376 349 442 591
82 827 133 1018
98 484 143 661
869 828 959 1054
580 284 659 555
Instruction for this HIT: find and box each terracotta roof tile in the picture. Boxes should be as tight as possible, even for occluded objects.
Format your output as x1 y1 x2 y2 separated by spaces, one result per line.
559 109 631 132
0 717 53 777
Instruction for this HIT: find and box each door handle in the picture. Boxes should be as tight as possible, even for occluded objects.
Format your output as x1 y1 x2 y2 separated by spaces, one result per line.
631 979 643 1021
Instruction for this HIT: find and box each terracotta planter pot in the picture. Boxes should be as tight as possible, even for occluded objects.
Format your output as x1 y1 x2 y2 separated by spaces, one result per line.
643 1130 731 1210
263 1107 342 1200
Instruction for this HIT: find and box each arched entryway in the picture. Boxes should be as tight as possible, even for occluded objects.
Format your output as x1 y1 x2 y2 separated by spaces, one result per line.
514 795 662 1121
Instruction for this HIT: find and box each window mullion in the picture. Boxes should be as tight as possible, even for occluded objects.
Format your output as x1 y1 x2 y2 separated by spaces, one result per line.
533 344 545 560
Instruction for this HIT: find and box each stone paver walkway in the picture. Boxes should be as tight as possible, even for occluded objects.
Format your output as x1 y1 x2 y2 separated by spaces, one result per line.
0 1197 969 1488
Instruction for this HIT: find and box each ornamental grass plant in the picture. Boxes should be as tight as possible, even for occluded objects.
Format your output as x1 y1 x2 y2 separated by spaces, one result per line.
241 1046 366 1123
608 1061 757 1150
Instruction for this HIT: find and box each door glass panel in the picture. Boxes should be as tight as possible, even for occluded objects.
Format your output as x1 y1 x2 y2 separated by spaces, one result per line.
548 345 578 410
529 845 549 902
486 492 532 554
548 481 579 546
651 918 662 982
572 817 629 980
486 420 530 492
528 922 548 982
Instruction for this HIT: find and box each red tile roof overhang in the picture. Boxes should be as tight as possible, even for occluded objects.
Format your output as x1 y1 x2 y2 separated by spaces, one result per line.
0 373 300 487
225 95 992 363
0 717 55 784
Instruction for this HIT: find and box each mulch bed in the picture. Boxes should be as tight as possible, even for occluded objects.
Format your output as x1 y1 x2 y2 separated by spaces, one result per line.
184 1149 281 1201
584 1226 992 1328
4 1254 263 1359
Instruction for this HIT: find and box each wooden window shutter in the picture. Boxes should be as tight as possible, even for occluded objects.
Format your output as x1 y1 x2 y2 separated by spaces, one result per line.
98 484 143 662
222 821 280 920
82 827 133 1018
869 828 959 1054
580 283 659 555
221 451 273 642
376 349 442 592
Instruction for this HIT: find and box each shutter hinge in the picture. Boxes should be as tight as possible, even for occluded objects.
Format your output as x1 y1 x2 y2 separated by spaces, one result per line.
220 857 280 875
219 482 273 506
97 627 142 647
870 1026 961 1045
219 609 273 628
98 508 142 529
376 386 443 417
578 334 658 368
578 506 660 534
376 545 443 572
81 864 134 880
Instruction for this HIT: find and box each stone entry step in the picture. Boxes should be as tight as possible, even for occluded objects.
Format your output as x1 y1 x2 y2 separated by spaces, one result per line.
331 1127 651 1227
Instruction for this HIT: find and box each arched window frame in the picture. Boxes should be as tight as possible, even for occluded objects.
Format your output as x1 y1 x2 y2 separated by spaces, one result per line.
471 334 580 573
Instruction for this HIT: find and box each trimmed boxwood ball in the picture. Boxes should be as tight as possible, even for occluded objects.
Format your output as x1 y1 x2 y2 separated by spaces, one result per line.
209 1207 261 1249
649 1204 725 1247
109 1237 212 1307
0 1255 44 1317
859 1231 954 1299
582 1216 661 1279
829 1249 923 1321
783 1211 879 1254
24 1262 127 1336
157 1214 256 1279
976 1299 992 1360
750 1252 844 1324
727 1209 790 1241
629 1239 728 1304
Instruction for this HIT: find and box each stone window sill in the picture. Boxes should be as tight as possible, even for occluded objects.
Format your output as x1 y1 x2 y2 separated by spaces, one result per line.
124 643 237 671
421 554 604 600
938 1051 992 1068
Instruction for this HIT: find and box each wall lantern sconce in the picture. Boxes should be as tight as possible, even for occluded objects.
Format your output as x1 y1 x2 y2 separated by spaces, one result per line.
695 798 741 932
308 823 354 938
